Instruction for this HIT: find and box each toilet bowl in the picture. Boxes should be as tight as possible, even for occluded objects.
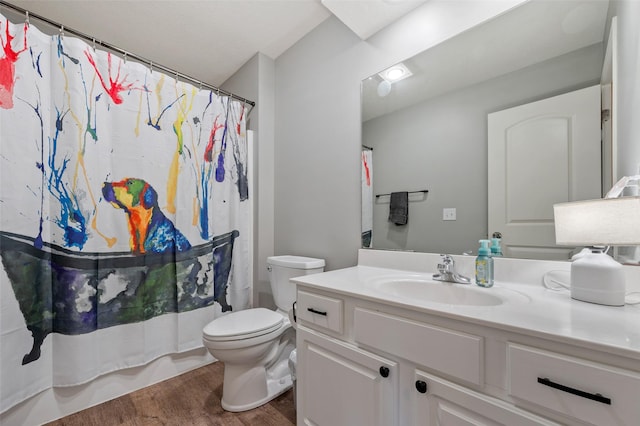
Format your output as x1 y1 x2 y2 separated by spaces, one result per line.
202 255 324 412
203 307 294 411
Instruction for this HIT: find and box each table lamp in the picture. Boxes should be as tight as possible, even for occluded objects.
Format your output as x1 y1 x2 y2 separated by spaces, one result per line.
553 196 640 306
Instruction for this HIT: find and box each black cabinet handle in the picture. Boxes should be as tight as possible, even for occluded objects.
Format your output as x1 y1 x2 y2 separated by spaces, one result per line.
307 307 327 316
415 380 428 394
537 377 611 405
379 366 390 378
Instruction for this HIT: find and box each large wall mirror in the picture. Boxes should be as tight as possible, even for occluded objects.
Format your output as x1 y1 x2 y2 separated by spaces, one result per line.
361 0 619 260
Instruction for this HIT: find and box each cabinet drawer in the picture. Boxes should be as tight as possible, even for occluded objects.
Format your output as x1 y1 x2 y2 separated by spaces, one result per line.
508 343 640 426
354 308 483 385
296 290 343 334
415 370 560 426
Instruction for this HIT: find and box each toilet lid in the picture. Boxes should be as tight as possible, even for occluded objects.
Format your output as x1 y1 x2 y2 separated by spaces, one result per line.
203 308 284 341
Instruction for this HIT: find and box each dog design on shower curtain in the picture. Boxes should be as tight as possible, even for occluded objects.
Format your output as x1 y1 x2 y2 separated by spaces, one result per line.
1 173 238 364
102 178 191 254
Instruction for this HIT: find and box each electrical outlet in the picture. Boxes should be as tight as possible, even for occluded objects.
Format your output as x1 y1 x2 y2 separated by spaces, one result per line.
443 208 456 221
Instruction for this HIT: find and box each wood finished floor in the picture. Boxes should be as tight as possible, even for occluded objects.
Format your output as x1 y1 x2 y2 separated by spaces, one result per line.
45 362 296 426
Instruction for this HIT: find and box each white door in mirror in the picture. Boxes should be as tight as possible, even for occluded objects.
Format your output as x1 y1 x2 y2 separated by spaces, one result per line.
488 85 601 260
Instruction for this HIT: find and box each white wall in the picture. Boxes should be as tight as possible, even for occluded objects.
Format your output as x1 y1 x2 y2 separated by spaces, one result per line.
364 44 603 254
614 0 640 178
273 1 526 270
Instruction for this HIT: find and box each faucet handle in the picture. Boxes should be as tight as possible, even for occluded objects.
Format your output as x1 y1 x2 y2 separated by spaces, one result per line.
438 254 454 272
434 254 471 284
439 254 454 263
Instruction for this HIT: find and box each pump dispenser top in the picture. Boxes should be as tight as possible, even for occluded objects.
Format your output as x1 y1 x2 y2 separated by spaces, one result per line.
490 238 503 257
478 240 491 255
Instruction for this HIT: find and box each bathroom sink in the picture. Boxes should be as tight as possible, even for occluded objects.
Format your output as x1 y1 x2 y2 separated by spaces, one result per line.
367 275 504 306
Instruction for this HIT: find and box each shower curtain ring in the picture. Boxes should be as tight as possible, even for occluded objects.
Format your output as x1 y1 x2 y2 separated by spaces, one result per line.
123 52 127 64
149 61 153 74
59 25 64 40
92 38 96 51
25 11 29 27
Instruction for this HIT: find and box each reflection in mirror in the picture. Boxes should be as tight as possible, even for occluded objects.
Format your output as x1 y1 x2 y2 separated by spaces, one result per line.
361 0 615 260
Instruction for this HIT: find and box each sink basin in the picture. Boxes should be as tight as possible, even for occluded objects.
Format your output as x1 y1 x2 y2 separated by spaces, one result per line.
367 275 504 306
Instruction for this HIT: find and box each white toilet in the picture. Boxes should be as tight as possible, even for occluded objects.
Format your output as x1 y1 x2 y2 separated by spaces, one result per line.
202 255 325 412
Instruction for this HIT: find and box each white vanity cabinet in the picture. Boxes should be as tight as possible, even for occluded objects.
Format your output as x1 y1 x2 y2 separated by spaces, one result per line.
297 327 398 426
295 288 398 425
295 285 640 426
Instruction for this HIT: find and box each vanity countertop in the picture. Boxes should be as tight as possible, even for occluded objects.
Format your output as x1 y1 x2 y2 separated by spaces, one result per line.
292 250 640 361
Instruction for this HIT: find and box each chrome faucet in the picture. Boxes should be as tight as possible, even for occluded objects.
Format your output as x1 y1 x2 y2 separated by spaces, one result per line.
433 254 471 284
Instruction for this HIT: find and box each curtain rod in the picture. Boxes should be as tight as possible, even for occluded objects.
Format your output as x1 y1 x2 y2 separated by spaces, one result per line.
0 0 256 108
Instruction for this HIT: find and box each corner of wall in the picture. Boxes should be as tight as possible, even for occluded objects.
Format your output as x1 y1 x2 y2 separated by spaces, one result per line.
222 52 277 308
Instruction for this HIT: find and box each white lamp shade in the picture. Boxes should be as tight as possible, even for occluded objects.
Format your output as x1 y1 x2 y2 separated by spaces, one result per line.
553 196 640 246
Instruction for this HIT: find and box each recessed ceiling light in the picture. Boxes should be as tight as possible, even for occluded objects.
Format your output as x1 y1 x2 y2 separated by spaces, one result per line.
378 63 412 83
387 68 405 80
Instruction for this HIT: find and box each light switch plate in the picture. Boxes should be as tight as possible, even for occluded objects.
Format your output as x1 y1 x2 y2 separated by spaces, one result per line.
443 208 456 221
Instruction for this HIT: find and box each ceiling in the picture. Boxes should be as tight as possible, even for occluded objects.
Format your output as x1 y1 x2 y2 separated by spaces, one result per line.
362 0 609 121
1 0 427 88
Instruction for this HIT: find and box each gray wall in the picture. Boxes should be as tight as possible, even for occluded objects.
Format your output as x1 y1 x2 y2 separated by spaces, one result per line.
273 1 640 270
222 53 277 308
274 18 363 270
273 3 521 270
363 44 603 255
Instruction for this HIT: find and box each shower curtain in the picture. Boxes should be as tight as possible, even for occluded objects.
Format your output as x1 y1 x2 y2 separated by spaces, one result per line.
361 149 373 248
0 15 250 412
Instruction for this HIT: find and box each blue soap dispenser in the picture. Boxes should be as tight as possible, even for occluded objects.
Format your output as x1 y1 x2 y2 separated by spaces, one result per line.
490 237 503 257
475 239 494 288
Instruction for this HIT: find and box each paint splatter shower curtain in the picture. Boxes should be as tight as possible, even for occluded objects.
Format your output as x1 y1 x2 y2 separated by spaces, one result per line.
0 15 250 412
361 149 373 248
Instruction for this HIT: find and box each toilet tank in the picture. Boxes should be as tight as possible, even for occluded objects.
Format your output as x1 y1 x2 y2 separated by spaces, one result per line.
267 255 325 311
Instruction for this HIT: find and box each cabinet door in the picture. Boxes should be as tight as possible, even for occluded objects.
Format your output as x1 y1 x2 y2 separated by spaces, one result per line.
297 326 398 426
413 370 559 426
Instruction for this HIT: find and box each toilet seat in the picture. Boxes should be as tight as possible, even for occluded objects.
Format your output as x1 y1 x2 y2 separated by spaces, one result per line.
203 308 284 342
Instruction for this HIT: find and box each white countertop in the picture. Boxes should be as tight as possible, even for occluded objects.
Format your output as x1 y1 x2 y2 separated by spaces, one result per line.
292 250 640 360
